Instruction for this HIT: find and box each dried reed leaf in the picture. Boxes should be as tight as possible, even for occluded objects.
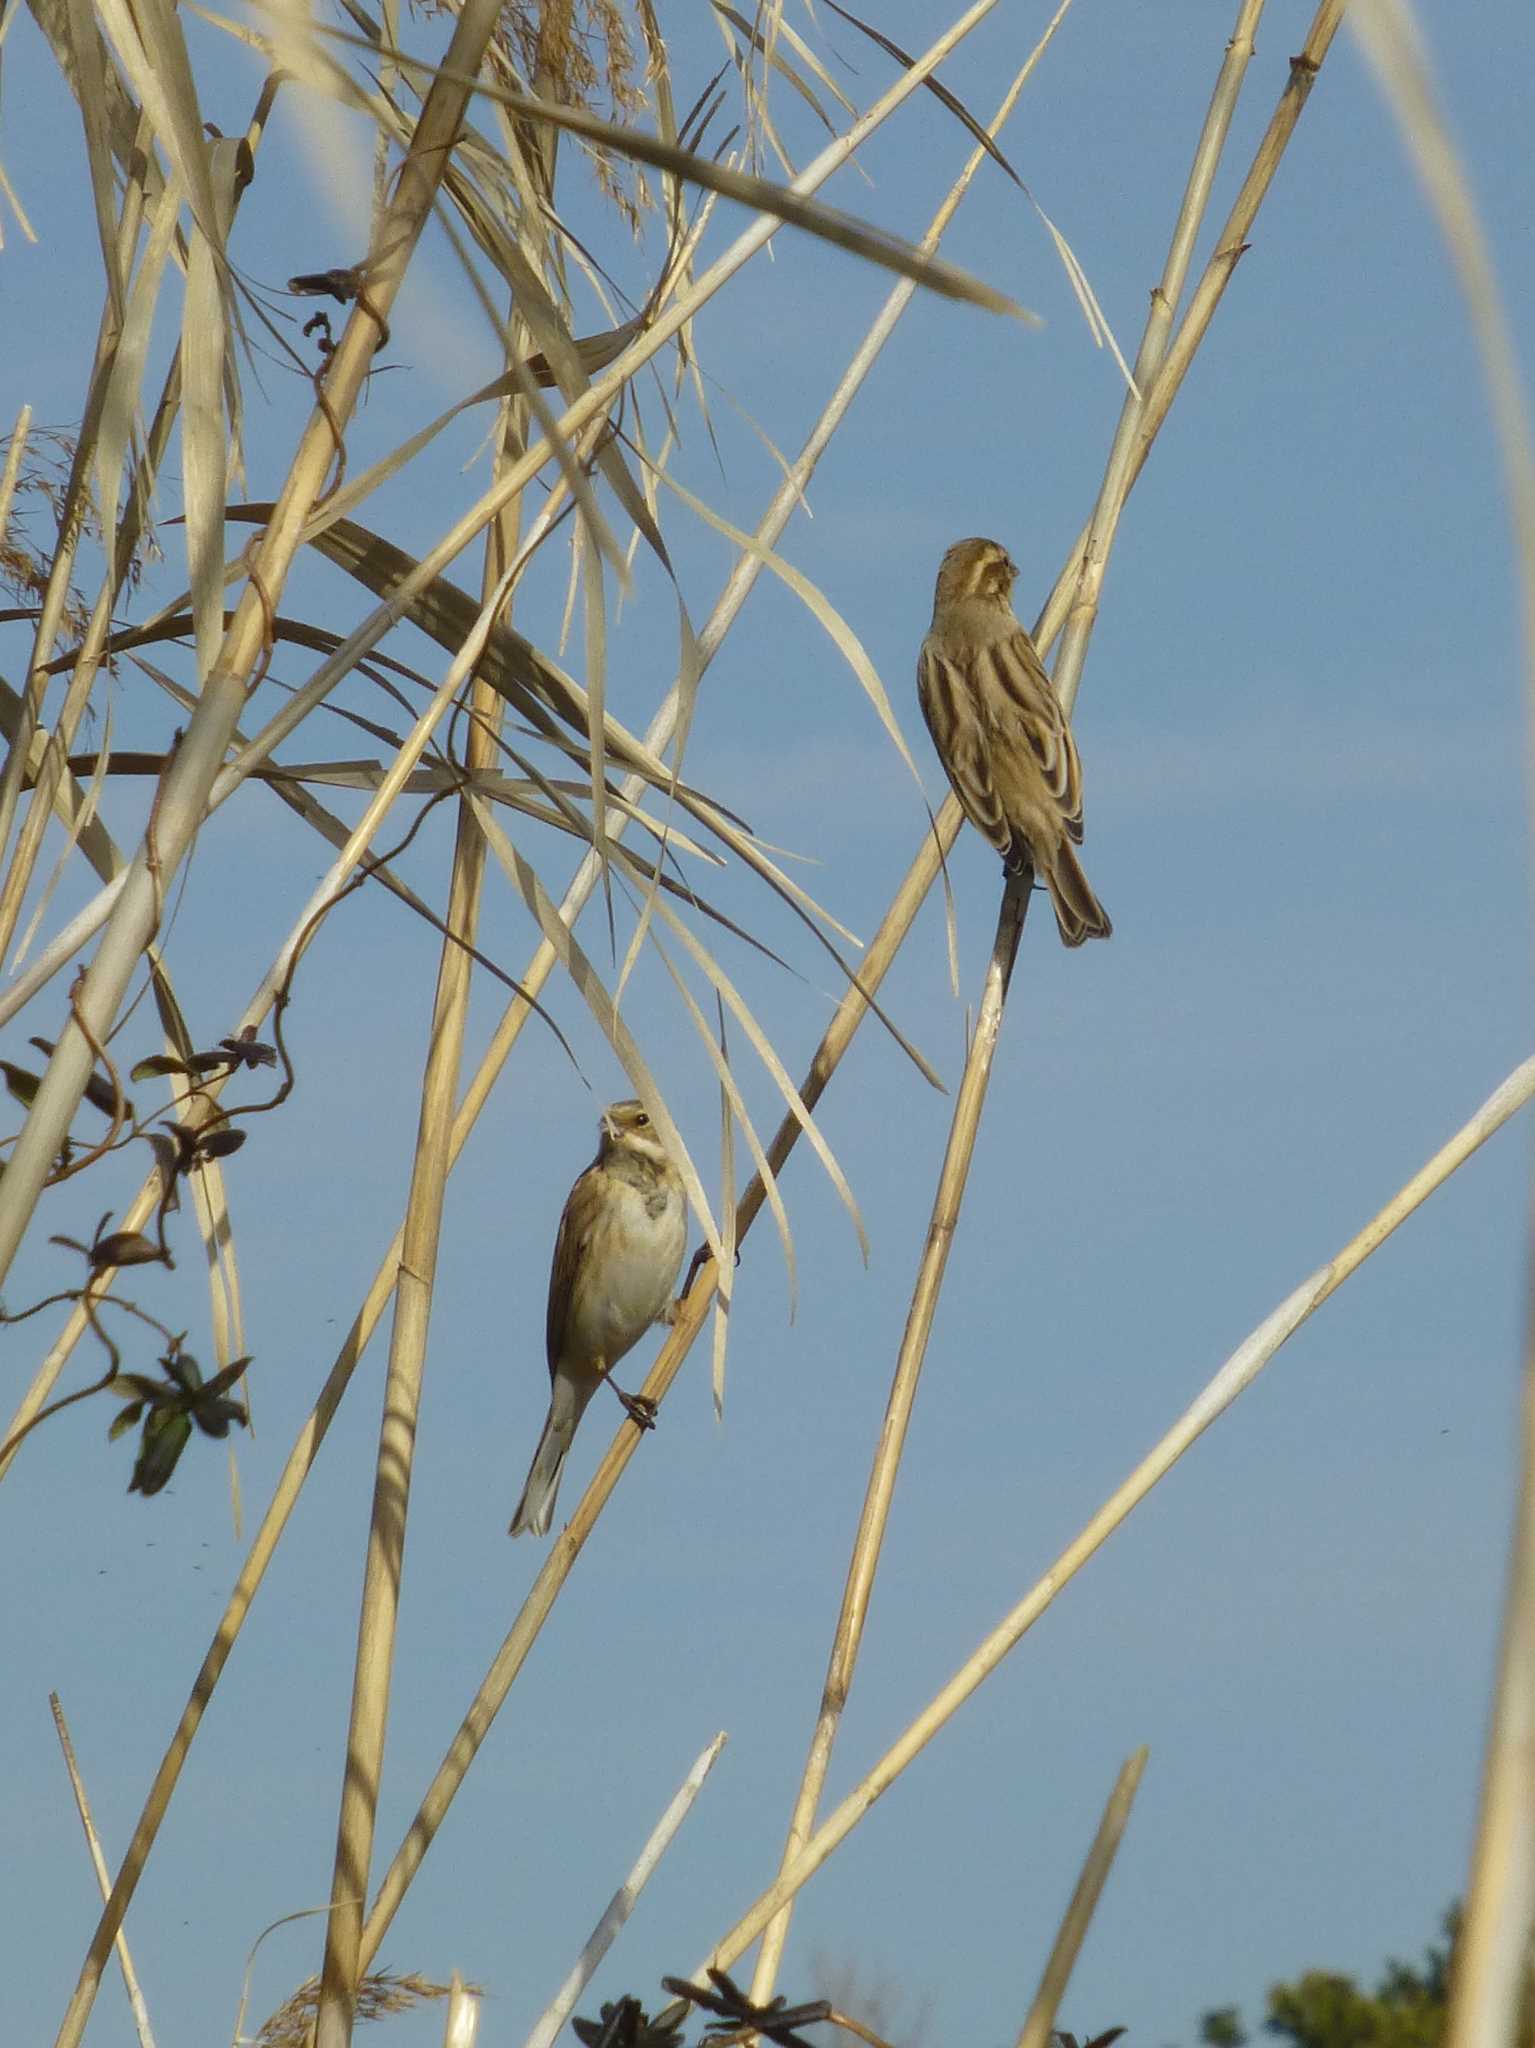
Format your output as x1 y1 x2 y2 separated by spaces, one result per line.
468 792 723 1262
94 168 184 578
54 0 133 310
647 924 794 1343
820 0 1022 188
641 461 925 785
641 881 868 1268
183 140 246 675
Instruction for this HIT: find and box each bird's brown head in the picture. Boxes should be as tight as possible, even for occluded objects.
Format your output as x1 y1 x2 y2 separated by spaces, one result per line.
933 536 1018 611
599 1097 674 1171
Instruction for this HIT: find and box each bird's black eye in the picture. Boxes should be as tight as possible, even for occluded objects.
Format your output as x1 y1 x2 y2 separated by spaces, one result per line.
633 1112 650 1127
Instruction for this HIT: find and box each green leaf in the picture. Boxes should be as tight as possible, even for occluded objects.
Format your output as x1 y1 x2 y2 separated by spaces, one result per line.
129 1407 192 1495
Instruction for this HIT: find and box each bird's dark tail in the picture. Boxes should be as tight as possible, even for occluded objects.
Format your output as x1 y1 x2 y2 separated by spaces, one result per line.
1045 843 1112 947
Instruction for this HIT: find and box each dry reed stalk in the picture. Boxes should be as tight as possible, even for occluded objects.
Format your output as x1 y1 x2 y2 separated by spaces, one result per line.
0 0 508 1293
695 1054 1535 1975
1050 0 1264 711
747 873 1031 2008
1013 1750 1147 2048
312 411 529 2040
750 0 1271 2000
1030 0 1348 709
1446 1327 1535 2048
308 854 481 2044
1468 968 1535 2048
49 1693 158 2048
1109 0 1349 582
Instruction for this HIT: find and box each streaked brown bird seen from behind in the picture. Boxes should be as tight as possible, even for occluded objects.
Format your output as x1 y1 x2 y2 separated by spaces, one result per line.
917 536 1111 946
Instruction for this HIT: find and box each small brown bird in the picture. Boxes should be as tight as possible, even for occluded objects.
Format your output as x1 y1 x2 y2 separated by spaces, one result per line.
509 1099 688 1539
917 536 1111 945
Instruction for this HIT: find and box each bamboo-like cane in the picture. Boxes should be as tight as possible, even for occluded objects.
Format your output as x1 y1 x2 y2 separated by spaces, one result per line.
0 0 511 1292
49 1694 158 2048
1014 1751 1147 2048
692 1055 1535 1976
312 389 530 2043
750 0 1269 2004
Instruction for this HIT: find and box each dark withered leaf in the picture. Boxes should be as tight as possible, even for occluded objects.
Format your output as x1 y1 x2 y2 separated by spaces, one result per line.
288 267 361 302
218 1032 277 1069
30 1038 129 1120
1 1060 41 1107
90 1231 166 1270
132 1054 192 1082
821 0 1023 188
186 1049 237 1075
572 1997 684 2048
194 1126 246 1161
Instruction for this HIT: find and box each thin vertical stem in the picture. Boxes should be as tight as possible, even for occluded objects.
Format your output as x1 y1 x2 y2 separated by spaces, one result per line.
1014 1750 1147 2048
49 1694 158 2048
1445 1295 1535 2048
1037 0 1347 710
310 712 495 2048
1051 0 1265 715
749 874 1029 2003
312 269 534 2048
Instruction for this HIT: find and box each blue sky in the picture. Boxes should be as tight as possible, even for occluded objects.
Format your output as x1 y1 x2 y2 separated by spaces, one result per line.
3 3 1532 2047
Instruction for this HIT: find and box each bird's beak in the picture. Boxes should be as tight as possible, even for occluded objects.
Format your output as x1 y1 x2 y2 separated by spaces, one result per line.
599 1108 618 1144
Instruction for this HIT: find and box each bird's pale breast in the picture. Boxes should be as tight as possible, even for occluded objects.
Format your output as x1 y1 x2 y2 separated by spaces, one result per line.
563 1173 686 1368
